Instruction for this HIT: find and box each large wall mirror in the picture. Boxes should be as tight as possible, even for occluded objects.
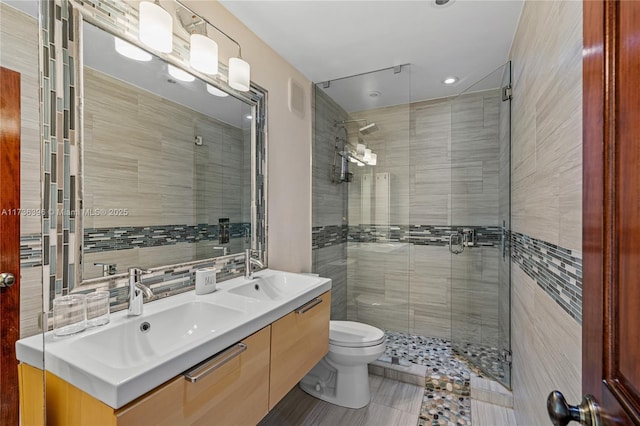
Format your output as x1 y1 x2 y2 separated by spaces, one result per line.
55 0 267 288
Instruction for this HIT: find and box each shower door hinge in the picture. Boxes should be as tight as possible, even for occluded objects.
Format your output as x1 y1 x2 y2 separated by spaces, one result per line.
502 349 513 365
502 84 512 101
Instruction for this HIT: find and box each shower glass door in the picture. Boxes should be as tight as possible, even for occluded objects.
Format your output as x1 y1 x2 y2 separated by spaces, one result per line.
449 62 512 388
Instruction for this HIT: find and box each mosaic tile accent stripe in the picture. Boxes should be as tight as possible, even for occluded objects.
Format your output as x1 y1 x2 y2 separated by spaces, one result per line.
84 223 251 253
41 0 81 308
311 225 348 249
20 234 42 268
510 232 582 323
348 224 501 247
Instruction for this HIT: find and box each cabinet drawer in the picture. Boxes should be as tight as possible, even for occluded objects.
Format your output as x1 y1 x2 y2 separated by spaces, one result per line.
269 291 331 409
116 326 271 426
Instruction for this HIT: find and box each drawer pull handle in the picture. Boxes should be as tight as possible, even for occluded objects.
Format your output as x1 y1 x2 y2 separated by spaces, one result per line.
295 298 323 315
184 343 247 383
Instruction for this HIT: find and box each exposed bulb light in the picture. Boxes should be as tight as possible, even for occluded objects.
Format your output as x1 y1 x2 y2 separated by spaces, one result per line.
206 84 228 97
139 1 173 53
168 64 195 82
190 34 218 75
229 57 251 92
443 76 458 85
114 38 152 61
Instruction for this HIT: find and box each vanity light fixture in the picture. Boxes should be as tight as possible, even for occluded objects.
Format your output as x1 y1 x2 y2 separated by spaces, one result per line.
190 33 218 75
139 0 173 53
168 64 195 82
114 38 152 61
443 76 458 85
175 0 251 91
206 83 229 97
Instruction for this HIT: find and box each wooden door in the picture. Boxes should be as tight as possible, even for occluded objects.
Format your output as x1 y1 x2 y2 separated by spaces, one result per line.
0 66 22 424
582 0 640 424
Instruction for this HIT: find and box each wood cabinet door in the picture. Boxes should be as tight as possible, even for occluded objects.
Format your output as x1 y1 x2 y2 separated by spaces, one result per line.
269 292 330 409
582 0 640 424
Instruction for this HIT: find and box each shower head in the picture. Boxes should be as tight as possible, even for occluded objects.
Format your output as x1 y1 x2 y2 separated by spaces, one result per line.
359 122 378 135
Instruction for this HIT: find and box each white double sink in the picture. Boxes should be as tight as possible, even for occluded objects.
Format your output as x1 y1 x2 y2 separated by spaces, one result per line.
16 269 331 409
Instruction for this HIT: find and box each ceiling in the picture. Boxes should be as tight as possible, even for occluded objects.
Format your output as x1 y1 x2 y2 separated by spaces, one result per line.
220 0 524 112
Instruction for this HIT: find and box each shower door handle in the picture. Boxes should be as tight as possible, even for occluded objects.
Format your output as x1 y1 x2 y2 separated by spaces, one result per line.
449 232 464 255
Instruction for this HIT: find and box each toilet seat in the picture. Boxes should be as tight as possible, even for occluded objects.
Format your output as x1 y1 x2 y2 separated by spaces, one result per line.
329 320 386 348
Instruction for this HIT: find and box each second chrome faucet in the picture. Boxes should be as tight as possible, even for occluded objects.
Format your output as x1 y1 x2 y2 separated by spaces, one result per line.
245 249 265 279
128 267 154 316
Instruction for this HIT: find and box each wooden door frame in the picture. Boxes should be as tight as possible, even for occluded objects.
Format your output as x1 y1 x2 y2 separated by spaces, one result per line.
0 66 22 425
583 0 640 423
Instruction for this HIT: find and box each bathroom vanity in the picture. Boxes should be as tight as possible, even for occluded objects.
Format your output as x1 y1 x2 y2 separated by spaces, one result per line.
17 270 331 425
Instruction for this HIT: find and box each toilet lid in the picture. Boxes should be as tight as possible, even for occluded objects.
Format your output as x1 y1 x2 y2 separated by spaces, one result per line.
329 321 386 348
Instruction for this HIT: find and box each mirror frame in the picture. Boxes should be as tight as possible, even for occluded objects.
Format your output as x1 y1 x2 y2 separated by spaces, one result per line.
46 0 267 293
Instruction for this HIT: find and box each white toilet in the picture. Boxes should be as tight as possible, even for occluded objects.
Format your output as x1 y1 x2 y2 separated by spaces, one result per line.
299 320 386 409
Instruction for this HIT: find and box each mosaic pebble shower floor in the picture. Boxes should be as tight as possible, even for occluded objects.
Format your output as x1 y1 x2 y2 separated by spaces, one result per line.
381 331 508 426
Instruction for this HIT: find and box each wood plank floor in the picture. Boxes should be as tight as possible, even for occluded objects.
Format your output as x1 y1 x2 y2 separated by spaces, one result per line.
260 374 518 425
259 375 423 426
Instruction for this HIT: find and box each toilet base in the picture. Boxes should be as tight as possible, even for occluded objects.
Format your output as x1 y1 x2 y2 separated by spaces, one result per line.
299 357 373 409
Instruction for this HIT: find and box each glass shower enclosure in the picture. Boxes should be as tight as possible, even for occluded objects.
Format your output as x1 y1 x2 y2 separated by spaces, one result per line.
312 62 512 388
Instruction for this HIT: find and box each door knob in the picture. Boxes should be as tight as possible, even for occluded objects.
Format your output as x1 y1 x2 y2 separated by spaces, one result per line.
0 273 16 288
547 391 600 426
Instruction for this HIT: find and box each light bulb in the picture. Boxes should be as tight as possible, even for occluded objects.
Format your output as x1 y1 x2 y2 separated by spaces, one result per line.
206 84 228 97
114 38 152 61
168 64 195 82
229 57 250 91
190 34 218 75
139 1 173 53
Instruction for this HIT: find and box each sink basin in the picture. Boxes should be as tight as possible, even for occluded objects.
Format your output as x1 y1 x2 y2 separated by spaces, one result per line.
228 273 315 301
228 278 284 301
73 301 244 369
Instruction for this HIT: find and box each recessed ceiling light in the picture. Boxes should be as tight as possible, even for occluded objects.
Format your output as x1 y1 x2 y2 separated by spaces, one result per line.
245 115 252 120
114 37 152 62
167 64 195 82
443 76 458 85
369 91 381 98
206 84 229 97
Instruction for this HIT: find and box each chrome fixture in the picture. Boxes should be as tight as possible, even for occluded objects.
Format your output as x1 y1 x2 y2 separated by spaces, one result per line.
331 124 352 184
213 246 229 256
128 267 153 316
245 249 265 279
173 0 251 90
0 272 15 288
335 119 380 136
448 228 476 255
94 262 117 277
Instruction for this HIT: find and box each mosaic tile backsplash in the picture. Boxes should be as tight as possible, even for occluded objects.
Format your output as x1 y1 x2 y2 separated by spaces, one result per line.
84 223 251 253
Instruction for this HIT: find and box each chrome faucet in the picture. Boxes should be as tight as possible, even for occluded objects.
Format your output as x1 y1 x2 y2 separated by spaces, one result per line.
128 267 153 316
245 249 264 279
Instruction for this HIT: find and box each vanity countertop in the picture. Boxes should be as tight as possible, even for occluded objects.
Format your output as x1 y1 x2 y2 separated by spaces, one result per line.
16 269 331 409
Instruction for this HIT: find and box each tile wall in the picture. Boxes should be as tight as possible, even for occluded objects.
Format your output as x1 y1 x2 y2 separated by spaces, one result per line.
1 2 43 338
509 0 583 424
311 87 349 320
82 67 250 279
